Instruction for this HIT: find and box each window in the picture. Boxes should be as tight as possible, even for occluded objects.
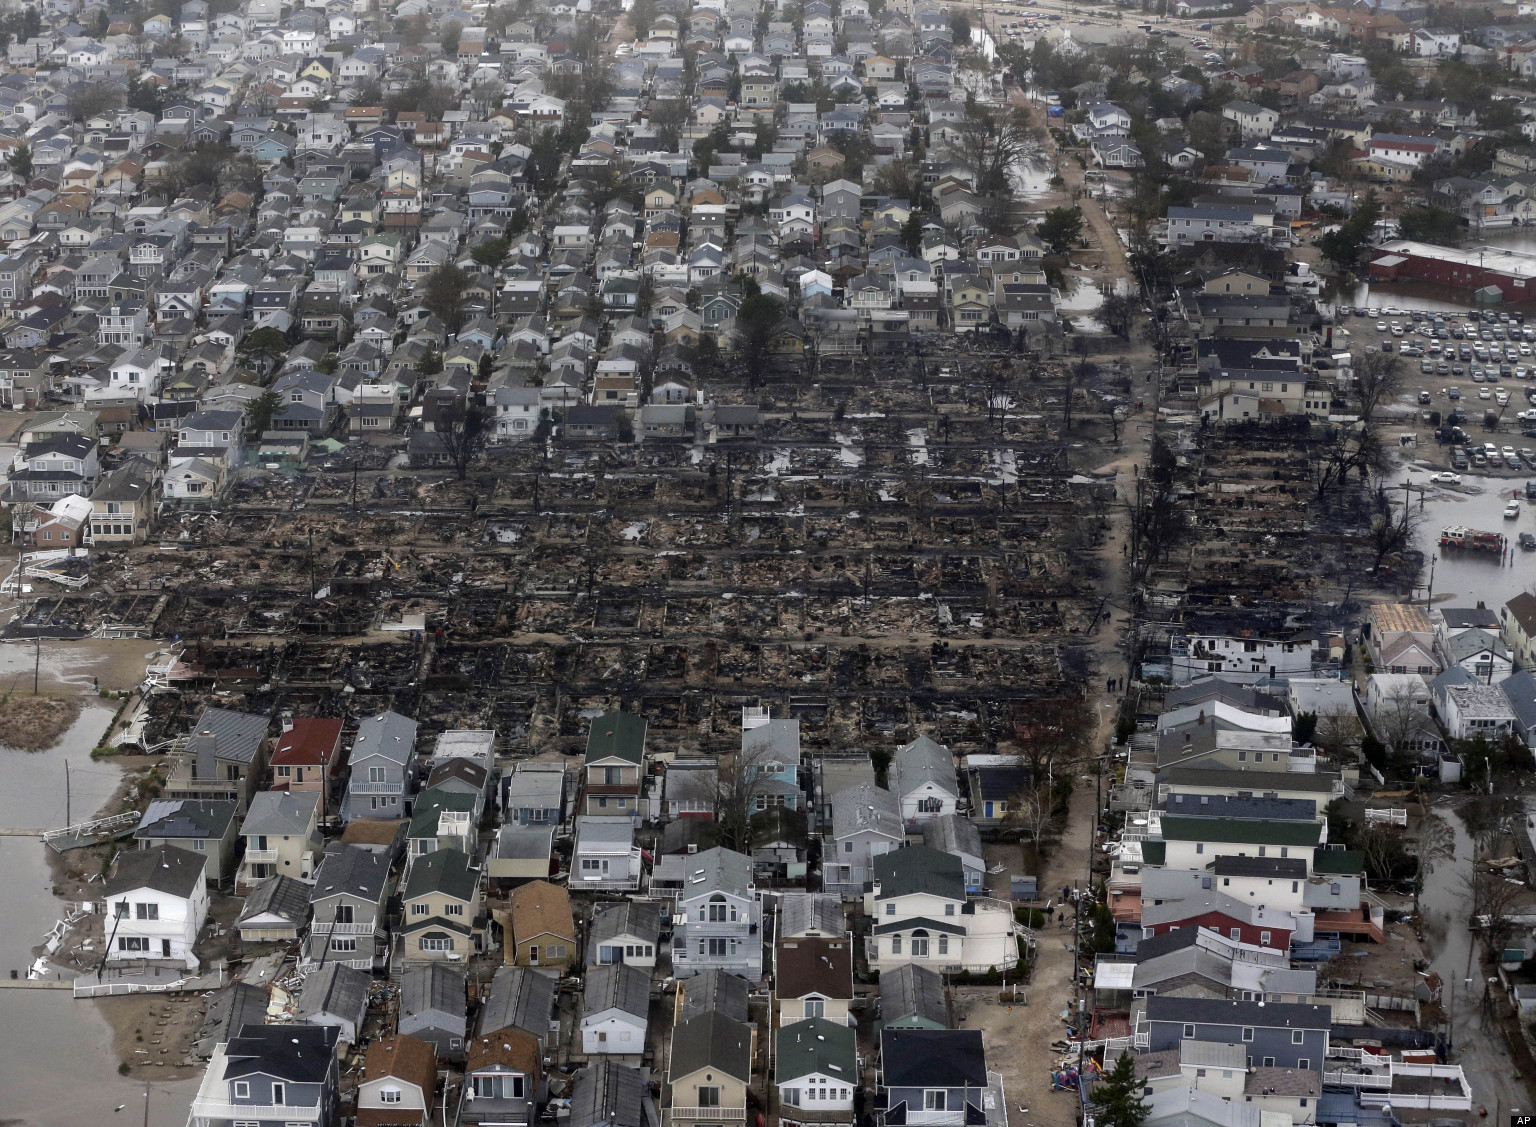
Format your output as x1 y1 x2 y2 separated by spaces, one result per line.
115 901 128 917
924 1091 947 1111
135 903 159 920
1196 843 1203 854
411 903 428 915
1260 930 1272 946
1291 1029 1304 1045
445 903 464 917
784 1088 802 1107
911 934 930 958
332 937 357 952
844 841 853 852
885 903 896 916
698 1087 720 1108
380 1088 401 1104
707 937 728 957
335 904 354 924
707 901 729 921
119 935 149 951
1242 1028 1255 1042
1183 1024 1196 1038
369 766 386 783
938 935 949 956
270 1083 285 1106
891 936 902 954
421 934 453 952
1262 1057 1275 1068
1230 928 1241 940
233 1081 250 1100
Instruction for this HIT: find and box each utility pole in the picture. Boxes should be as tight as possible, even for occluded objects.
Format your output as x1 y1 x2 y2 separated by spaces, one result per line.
65 759 69 827
33 635 40 695
143 1081 150 1127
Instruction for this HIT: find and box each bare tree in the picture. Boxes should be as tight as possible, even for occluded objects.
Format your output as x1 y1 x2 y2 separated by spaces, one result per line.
1405 813 1454 918
1464 869 1523 960
1373 681 1428 766
1008 783 1057 863
1010 695 1096 792
1356 822 1404 883
672 740 781 854
1316 351 1404 501
1456 792 1524 857
1366 486 1424 573
1313 705 1363 761
436 400 488 482
949 96 1041 194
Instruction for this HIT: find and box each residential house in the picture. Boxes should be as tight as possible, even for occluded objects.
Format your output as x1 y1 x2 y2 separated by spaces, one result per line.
667 1013 755 1127
186 1025 340 1127
581 963 651 1060
133 799 239 887
340 710 418 822
356 1033 437 1127
583 711 647 816
295 962 371 1045
777 1019 858 1127
825 783 903 896
236 875 312 943
503 879 577 972
105 845 209 970
573 816 644 891
890 735 959 825
878 1029 999 1127
587 900 663 969
776 935 854 1026
399 963 469 1064
162 706 270 811
879 963 949 1029
869 847 1019 974
400 848 483 964
236 789 322 893
671 846 763 980
305 844 391 971
269 717 344 808
460 1028 542 1127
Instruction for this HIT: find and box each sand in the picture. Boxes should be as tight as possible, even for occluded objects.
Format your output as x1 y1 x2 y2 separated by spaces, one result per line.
0 691 83 750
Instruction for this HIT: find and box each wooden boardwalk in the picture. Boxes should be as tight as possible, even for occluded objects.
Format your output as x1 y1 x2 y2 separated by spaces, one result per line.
0 828 46 837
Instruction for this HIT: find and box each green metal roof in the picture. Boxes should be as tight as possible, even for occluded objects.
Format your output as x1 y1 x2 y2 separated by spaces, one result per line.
1311 849 1364 875
1159 816 1321 847
586 711 647 764
775 1018 857 1084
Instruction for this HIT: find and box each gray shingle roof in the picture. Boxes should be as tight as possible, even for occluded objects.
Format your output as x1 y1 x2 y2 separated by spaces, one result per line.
352 709 417 765
892 734 956 798
880 963 947 1029
479 965 556 1040
400 963 467 1027
311 843 390 904
186 705 268 764
670 1012 752 1081
874 846 964 901
681 846 754 897
402 848 479 903
584 963 650 1021
237 874 312 927
589 900 663 950
830 782 902 842
779 892 845 938
678 968 749 1023
1145 996 1330 1029
295 962 370 1027
240 790 320 838
105 844 205 898
571 1060 647 1127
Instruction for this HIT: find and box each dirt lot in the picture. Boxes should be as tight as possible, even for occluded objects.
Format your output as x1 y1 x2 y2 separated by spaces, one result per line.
98 993 208 1080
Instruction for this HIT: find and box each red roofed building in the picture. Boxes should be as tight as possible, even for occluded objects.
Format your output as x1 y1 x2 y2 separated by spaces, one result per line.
270 717 344 808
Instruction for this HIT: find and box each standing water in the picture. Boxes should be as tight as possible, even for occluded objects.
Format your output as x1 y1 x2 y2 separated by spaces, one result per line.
0 674 195 1126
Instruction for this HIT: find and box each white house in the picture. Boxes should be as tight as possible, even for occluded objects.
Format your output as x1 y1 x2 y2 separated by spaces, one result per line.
105 844 209 971
572 816 643 891
580 963 650 1061
776 1019 858 1127
889 735 958 826
1411 27 1460 56
670 846 763 980
1220 100 1280 140
868 846 1018 974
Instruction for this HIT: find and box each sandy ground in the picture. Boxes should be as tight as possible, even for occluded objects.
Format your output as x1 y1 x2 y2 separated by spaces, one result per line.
0 690 82 750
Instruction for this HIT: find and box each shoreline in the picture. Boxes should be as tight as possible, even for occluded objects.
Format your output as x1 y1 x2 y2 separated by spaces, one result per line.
14 638 205 1083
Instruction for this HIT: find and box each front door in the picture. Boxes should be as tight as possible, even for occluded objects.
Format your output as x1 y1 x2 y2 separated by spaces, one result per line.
161 939 171 958
529 946 539 964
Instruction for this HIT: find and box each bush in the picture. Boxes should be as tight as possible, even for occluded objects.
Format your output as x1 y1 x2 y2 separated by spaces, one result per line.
118 1062 131 1075
1115 715 1136 745
1015 906 1048 928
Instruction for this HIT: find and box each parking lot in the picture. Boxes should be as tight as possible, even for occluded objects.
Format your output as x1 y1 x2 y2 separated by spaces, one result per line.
1339 304 1536 478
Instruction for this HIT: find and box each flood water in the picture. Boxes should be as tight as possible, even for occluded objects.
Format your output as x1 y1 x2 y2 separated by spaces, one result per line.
1389 460 1535 609
0 653 195 1126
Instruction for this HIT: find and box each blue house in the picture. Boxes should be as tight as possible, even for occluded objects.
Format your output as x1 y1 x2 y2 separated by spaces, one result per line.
187 1024 340 1127
878 1028 1000 1127
743 716 802 812
1144 997 1330 1071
